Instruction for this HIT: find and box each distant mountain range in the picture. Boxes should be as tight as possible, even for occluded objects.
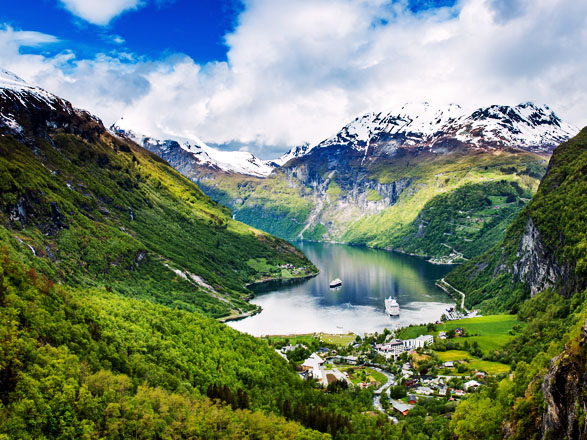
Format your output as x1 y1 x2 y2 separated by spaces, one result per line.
114 100 577 263
112 101 576 178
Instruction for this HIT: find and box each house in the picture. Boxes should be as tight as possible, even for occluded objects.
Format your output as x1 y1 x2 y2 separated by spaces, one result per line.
416 386 433 396
407 394 417 404
405 379 418 388
438 331 447 340
301 353 325 380
464 380 481 390
390 399 415 416
455 328 463 336
438 386 447 396
454 389 465 397
317 347 329 354
475 372 486 380
280 344 301 353
443 361 454 368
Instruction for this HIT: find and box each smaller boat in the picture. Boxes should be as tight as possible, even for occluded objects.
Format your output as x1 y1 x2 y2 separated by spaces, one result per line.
329 278 342 288
385 297 400 316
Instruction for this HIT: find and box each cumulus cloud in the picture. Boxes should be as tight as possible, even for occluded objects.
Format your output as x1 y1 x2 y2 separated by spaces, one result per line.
59 0 144 25
2 0 587 158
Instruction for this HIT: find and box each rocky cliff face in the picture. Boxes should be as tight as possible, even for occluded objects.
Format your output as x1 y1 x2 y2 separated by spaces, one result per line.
513 217 572 297
541 322 587 440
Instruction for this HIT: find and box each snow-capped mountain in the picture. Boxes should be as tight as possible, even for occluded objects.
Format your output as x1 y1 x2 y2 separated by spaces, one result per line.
0 69 102 139
111 118 277 178
312 102 577 157
273 142 314 166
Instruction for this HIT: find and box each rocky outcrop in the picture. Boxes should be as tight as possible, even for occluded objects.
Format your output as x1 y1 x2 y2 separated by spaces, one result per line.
512 217 571 297
541 322 587 439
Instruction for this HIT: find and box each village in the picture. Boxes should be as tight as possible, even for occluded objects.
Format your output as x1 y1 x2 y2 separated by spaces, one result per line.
269 314 516 421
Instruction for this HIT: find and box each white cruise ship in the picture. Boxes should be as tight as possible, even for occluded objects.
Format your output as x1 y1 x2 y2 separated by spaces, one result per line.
385 297 400 316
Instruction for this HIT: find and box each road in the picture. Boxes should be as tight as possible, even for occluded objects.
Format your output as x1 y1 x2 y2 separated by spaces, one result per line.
371 367 395 414
437 278 468 312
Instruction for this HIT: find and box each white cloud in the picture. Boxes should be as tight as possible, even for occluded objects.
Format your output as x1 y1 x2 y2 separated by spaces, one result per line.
59 0 144 25
1 0 587 158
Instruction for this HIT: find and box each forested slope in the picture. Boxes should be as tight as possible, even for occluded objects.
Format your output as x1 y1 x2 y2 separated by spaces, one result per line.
446 128 587 438
0 80 316 320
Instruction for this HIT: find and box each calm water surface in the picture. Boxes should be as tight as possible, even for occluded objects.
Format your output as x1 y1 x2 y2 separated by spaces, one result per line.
228 242 455 336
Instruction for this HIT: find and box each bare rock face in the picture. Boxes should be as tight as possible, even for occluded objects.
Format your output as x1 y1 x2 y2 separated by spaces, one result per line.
541 323 587 439
513 217 571 296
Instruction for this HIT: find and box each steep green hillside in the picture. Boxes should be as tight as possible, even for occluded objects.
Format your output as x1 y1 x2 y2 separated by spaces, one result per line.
0 251 355 439
446 127 587 312
0 108 316 320
445 128 587 439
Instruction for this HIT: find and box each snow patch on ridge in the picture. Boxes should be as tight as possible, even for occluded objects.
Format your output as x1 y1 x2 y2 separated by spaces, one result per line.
112 117 277 177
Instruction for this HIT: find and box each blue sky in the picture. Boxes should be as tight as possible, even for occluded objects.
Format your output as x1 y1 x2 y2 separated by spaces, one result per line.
1 0 585 158
3 0 243 63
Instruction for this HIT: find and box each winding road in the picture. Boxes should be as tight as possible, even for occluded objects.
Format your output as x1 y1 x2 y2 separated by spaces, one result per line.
371 367 395 414
436 278 468 312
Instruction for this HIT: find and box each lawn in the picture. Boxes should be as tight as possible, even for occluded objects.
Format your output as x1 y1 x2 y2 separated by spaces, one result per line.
435 350 471 361
397 325 428 339
466 359 510 374
434 350 511 374
339 366 387 386
319 333 357 346
440 315 521 353
398 315 521 353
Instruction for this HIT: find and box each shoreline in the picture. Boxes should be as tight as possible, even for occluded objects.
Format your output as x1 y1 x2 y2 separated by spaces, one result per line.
245 270 319 288
218 270 319 323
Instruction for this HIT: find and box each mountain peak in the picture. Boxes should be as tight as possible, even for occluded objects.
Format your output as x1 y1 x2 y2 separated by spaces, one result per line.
312 102 577 157
112 119 277 178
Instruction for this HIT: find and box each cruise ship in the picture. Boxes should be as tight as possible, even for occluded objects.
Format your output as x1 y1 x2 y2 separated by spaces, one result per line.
329 278 342 288
385 297 400 316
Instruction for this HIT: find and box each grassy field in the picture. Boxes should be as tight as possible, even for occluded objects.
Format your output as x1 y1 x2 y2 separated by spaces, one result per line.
466 359 510 374
319 333 356 346
436 350 471 361
440 315 520 353
435 350 511 374
263 332 357 347
339 366 387 386
399 315 520 353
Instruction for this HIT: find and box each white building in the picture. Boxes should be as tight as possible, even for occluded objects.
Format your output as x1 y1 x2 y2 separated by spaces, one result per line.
416 386 434 395
375 339 405 357
464 380 481 390
403 334 434 350
301 353 325 380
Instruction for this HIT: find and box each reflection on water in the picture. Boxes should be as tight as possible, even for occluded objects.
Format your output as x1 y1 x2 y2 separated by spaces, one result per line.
228 242 455 336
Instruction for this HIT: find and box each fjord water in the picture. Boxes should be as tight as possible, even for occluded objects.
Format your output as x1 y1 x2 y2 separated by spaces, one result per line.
229 242 455 336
